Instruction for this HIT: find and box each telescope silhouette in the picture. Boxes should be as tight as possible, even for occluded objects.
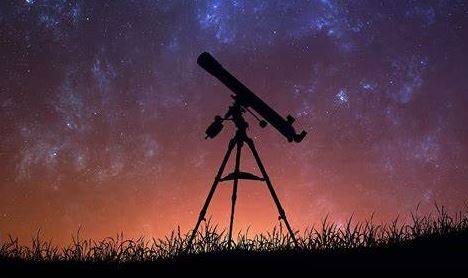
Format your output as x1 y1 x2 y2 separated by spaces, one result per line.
186 52 306 252
197 52 307 143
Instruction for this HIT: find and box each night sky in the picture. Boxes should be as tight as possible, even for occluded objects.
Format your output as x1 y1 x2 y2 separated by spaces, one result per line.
1 0 467 244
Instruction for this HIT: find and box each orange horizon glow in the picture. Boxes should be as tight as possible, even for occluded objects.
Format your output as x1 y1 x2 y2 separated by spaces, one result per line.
2 140 465 246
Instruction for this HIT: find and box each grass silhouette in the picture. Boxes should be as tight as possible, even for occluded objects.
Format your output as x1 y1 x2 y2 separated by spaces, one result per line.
1 204 468 274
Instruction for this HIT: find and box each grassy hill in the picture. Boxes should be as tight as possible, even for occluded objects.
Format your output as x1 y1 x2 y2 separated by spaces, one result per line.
2 205 468 275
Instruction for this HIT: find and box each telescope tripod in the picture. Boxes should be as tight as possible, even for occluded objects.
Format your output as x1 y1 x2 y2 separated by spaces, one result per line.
186 105 298 251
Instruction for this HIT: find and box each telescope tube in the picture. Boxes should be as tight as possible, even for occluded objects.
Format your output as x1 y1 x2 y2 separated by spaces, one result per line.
197 52 307 143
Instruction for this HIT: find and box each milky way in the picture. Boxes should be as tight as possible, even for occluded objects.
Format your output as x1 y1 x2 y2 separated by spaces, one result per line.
1 1 467 244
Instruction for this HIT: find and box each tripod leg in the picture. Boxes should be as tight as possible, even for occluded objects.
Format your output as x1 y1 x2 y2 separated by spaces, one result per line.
186 138 236 252
245 138 299 247
227 141 242 249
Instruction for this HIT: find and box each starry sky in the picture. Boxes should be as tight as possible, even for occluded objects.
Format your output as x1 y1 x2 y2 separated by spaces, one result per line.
1 0 467 244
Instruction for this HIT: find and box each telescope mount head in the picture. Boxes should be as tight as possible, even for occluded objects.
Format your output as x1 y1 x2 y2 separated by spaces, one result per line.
205 98 262 140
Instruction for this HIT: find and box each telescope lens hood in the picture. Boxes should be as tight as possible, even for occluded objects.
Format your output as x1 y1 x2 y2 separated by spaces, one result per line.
197 52 224 76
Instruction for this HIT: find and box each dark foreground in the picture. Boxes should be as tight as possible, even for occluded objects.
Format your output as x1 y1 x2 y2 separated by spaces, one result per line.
2 229 468 276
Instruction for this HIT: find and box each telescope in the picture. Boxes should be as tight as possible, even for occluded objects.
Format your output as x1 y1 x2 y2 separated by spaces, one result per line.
198 52 307 143
186 52 306 252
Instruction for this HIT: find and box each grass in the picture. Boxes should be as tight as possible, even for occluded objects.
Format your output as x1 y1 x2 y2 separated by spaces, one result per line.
1 204 468 274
